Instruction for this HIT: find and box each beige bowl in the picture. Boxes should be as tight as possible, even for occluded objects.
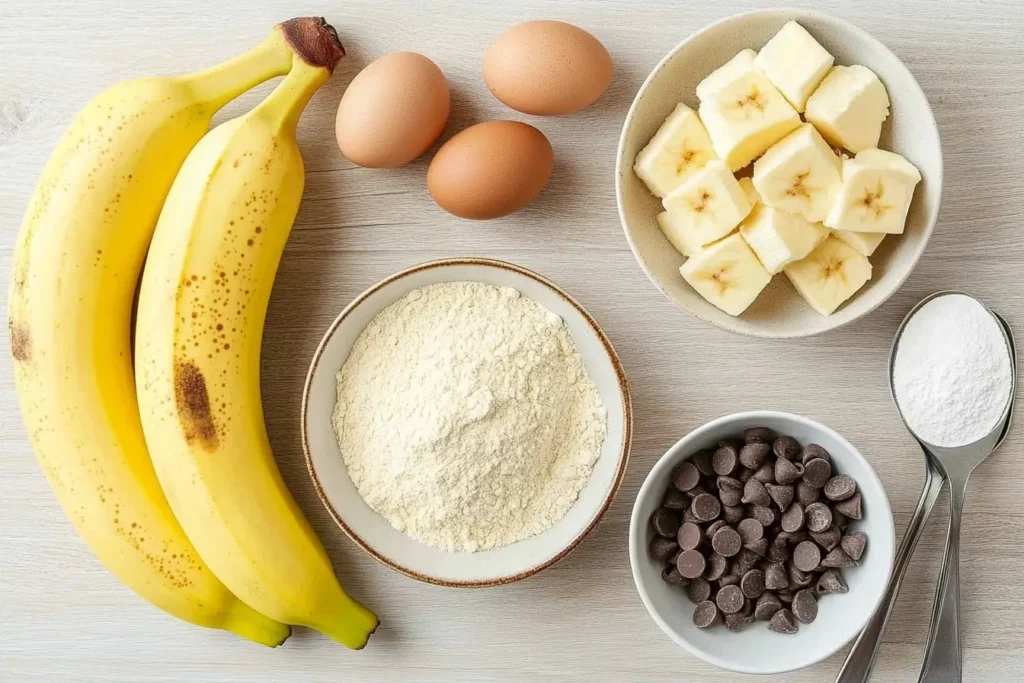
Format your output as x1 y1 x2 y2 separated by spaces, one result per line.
616 8 942 338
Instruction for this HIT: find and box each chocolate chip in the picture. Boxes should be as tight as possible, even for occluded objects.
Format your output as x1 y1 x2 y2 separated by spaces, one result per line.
765 562 789 590
742 478 771 507
722 504 745 524
781 503 805 533
796 480 821 506
668 548 682 566
712 444 739 475
705 553 729 581
716 584 745 614
719 573 741 588
755 591 782 620
822 547 857 568
792 590 818 624
768 535 790 562
662 565 686 584
718 484 744 507
693 600 721 628
753 463 776 484
678 521 703 550
774 457 801 485
741 569 765 599
705 519 728 541
792 541 822 572
677 549 707 578
841 531 868 562
788 563 813 589
650 537 678 561
834 493 863 520
662 487 688 510
687 577 712 603
740 598 755 618
744 427 775 444
740 467 756 484
817 569 849 595
739 442 771 469
672 461 700 492
712 527 743 557
691 493 721 522
810 526 842 552
766 483 795 512
692 449 715 477
802 458 832 489
824 474 857 501
744 537 769 557
832 508 849 529
777 590 794 604
749 504 777 527
801 444 831 465
769 608 799 634
773 436 801 460
737 518 764 545
805 502 833 533
651 508 680 537
725 612 754 632
717 475 743 492
735 548 761 570
778 529 808 545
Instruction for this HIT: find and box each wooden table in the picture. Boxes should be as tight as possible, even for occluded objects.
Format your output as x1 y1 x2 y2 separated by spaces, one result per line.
2 1 1022 680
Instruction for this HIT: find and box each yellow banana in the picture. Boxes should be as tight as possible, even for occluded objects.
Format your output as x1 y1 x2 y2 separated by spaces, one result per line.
134 30 379 649
7 18 340 646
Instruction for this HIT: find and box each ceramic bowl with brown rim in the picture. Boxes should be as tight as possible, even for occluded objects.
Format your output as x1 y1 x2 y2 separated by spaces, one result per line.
302 258 632 586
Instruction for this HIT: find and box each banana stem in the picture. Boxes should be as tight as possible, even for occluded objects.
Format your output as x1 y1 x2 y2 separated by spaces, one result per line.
182 33 293 110
254 60 332 133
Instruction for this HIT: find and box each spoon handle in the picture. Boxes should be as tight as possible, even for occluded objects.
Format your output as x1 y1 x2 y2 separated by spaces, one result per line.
835 461 944 683
917 476 968 683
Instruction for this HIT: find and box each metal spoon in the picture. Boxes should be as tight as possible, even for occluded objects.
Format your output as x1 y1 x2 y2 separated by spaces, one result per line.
835 292 1016 683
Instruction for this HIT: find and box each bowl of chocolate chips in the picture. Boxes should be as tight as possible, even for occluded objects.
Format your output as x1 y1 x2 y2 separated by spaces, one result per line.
628 411 895 675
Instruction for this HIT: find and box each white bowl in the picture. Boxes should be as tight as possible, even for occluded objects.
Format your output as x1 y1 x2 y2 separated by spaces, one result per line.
616 8 943 338
628 411 895 675
302 258 631 586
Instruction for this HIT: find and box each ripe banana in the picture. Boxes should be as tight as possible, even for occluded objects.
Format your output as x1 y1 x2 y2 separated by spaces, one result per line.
739 204 829 275
6 19 336 645
634 103 717 198
784 235 873 316
824 148 921 235
134 33 379 649
679 232 771 317
752 123 842 224
662 160 754 249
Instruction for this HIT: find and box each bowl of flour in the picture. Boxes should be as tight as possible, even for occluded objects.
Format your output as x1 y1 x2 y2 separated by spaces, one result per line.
302 258 632 586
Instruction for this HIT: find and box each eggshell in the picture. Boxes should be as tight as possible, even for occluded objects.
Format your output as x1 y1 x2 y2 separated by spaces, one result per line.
427 121 554 220
484 20 612 116
336 52 450 167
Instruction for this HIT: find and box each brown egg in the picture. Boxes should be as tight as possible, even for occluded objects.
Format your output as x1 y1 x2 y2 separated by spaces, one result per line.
484 20 612 116
427 121 553 220
336 52 450 168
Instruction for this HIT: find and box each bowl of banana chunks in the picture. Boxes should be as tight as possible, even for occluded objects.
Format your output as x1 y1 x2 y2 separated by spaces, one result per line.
616 8 942 338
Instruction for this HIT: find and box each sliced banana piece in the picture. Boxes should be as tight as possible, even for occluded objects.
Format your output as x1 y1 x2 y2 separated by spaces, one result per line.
740 204 829 274
753 123 842 223
754 21 834 112
737 176 760 206
805 65 890 153
785 235 872 315
634 103 718 198
657 211 698 257
824 148 921 234
680 232 772 316
698 67 801 171
833 230 885 256
662 160 754 249
696 49 757 102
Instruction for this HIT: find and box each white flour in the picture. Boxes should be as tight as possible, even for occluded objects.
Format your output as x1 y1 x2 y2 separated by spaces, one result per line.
333 281 607 553
893 294 1013 447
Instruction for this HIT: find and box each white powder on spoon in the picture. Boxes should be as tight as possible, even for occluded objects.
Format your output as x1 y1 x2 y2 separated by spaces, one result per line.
333 281 608 553
892 294 1013 447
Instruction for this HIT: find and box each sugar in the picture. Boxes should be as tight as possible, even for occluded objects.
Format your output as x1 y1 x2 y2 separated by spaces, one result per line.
892 294 1013 447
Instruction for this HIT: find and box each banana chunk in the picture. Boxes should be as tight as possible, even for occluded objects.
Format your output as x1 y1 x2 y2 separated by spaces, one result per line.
680 232 772 316
696 49 757 102
634 103 718 197
785 236 872 315
657 211 699 257
698 66 801 171
740 204 829 274
662 160 754 249
805 65 890 153
738 176 760 206
824 148 921 234
833 229 886 256
753 123 842 223
754 21 834 112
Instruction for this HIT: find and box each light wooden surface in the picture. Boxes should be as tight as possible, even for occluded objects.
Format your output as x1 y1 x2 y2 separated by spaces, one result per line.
2 0 1022 680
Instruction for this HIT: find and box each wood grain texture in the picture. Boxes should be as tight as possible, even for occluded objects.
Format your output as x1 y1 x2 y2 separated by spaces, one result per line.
1 0 1022 680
